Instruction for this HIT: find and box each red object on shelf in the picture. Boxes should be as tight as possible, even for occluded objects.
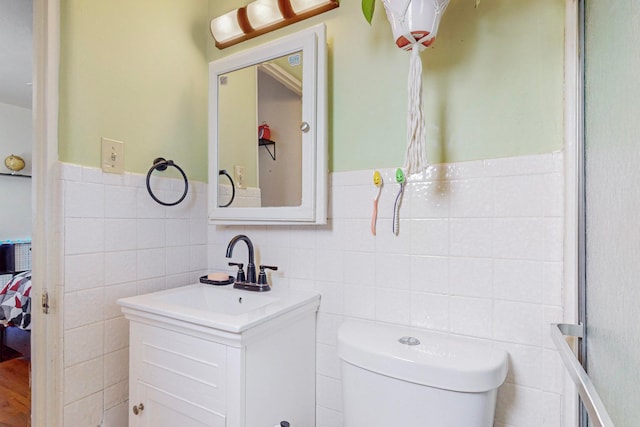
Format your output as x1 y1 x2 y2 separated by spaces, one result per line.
258 122 271 140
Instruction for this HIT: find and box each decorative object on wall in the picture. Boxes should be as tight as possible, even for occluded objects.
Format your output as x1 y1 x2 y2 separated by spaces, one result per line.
4 155 25 173
258 121 277 161
210 0 338 49
258 121 271 140
370 170 382 236
145 157 189 206
362 0 450 175
390 0 449 175
392 167 405 235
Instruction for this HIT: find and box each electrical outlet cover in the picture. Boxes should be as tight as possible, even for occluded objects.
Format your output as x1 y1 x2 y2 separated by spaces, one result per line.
234 165 246 189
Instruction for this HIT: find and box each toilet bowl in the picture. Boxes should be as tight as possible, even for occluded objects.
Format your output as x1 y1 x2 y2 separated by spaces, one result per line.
337 321 508 427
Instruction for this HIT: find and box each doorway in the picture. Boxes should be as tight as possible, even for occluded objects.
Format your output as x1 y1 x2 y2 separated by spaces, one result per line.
581 0 640 425
0 0 35 425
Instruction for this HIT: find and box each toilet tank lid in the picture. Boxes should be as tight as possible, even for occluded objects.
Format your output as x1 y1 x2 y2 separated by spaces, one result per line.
337 321 508 393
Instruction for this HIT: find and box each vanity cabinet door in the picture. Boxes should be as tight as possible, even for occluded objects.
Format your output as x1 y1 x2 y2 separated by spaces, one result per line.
129 322 228 427
131 380 226 427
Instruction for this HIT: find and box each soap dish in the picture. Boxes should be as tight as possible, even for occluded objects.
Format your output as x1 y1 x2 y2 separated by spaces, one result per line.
199 275 234 286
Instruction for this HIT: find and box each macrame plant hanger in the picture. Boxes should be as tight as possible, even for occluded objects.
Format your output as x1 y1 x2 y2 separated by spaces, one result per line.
382 0 450 176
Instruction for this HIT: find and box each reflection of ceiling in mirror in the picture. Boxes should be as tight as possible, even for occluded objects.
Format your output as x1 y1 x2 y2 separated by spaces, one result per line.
0 0 33 109
258 52 304 97
271 53 303 83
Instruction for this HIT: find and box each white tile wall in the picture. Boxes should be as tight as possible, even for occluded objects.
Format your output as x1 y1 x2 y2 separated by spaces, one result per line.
58 152 565 427
59 163 208 427
207 152 566 427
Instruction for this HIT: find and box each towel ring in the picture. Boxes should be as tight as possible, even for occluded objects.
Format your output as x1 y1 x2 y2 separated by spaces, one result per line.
146 157 188 206
218 169 235 208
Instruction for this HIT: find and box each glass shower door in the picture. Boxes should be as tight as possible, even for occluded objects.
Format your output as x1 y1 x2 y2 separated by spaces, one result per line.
583 0 640 425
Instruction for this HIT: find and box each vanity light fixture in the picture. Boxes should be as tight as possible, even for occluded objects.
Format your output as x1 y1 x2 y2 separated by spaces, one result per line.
210 0 338 49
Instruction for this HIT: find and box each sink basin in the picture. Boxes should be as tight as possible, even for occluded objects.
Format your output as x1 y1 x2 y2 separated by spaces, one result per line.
154 285 278 315
118 283 320 333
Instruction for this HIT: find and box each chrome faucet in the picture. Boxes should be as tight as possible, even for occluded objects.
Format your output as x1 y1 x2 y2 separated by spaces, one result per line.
226 235 256 284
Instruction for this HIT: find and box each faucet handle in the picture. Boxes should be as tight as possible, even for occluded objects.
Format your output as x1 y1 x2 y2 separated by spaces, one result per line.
257 265 278 285
229 262 245 283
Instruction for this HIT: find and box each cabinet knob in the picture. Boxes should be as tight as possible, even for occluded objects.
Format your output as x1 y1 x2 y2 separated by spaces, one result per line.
132 403 144 415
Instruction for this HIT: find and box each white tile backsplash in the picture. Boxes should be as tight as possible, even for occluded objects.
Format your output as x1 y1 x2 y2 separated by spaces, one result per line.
410 255 449 294
449 178 493 217
374 288 411 324
494 300 544 345
65 181 105 218
206 153 565 427
104 185 137 218
63 392 103 427
496 382 545 427
59 164 207 426
449 257 493 298
64 253 104 292
104 348 129 388
104 219 137 252
103 380 128 412
58 153 565 427
64 323 104 368
64 357 104 405
104 250 137 286
410 218 449 256
64 218 105 255
410 292 449 331
493 259 543 303
374 252 410 289
64 288 104 330
450 218 493 257
316 374 343 412
494 218 546 260
450 296 493 338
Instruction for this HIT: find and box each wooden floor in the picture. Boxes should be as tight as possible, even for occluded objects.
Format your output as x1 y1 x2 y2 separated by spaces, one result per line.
0 327 31 427
0 357 30 427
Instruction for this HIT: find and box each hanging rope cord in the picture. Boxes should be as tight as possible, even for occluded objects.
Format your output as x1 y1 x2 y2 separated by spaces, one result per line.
405 45 427 175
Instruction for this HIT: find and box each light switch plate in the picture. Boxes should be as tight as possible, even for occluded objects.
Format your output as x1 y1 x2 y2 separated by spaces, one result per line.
101 138 124 174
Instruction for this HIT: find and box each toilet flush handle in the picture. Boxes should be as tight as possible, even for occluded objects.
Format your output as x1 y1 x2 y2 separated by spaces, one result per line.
398 336 421 345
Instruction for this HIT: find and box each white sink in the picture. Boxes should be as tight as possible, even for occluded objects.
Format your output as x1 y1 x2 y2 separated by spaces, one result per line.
118 283 320 333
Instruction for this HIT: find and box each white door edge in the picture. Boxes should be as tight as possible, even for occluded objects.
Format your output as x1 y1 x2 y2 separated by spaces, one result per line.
31 0 62 425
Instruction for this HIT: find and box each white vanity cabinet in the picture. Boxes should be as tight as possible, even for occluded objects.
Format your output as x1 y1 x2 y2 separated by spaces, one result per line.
119 284 320 427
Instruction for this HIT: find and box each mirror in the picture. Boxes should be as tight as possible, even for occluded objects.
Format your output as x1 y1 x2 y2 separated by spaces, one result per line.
208 24 327 225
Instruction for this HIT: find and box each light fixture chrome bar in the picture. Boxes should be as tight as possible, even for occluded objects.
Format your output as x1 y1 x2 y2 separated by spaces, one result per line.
551 323 615 427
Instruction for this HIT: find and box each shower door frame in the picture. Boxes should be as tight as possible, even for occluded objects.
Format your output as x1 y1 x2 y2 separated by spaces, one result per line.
563 0 584 425
566 0 592 425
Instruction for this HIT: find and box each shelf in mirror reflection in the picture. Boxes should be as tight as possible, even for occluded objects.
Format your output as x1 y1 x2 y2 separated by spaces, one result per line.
259 138 276 161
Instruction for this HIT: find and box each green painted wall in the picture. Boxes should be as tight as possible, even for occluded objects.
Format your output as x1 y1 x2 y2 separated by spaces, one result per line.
58 0 209 181
58 0 564 180
208 0 564 172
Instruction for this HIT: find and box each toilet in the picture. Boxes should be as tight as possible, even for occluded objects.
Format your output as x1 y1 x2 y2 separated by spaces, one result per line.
337 321 509 427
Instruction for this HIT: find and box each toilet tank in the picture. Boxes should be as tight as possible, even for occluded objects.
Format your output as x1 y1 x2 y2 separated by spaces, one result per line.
337 322 509 427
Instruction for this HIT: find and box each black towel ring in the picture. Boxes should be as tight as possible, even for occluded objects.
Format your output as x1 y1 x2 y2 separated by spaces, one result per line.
146 157 188 206
218 169 235 208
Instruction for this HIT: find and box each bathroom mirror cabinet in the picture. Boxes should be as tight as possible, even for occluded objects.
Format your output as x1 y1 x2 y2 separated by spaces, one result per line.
208 24 327 225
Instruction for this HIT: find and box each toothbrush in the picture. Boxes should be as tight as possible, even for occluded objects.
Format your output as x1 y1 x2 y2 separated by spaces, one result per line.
393 168 405 236
371 170 382 235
